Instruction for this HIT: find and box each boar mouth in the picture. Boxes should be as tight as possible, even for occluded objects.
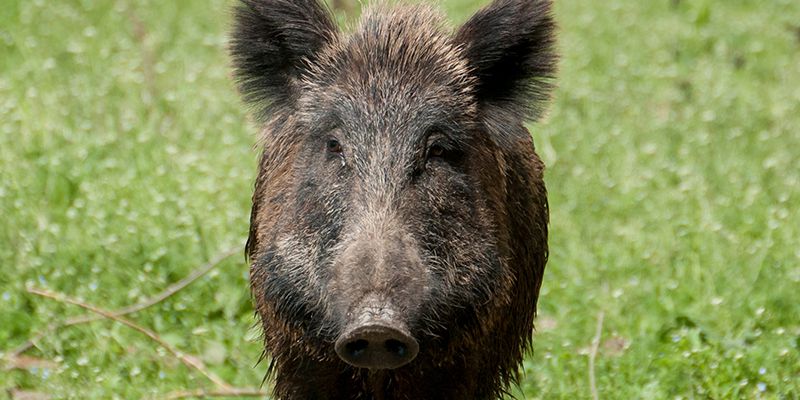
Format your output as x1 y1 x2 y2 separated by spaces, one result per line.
334 296 419 370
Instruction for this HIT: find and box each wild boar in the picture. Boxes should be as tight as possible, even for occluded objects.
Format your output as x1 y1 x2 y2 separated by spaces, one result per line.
230 0 556 398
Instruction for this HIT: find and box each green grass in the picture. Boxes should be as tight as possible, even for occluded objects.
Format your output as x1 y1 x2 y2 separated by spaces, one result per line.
1 0 798 398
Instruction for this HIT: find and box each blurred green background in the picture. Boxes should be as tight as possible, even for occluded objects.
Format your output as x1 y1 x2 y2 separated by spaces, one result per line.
1 0 799 398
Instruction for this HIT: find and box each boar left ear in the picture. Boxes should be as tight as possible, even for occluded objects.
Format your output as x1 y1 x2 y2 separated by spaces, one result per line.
230 0 338 118
455 0 557 121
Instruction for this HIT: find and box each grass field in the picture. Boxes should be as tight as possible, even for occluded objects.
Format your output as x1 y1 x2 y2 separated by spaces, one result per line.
1 0 799 398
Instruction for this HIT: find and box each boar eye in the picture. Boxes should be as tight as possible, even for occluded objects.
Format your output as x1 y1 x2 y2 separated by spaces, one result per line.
327 138 343 154
427 144 446 159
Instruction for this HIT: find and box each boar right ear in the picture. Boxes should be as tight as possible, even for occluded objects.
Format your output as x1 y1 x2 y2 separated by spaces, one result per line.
455 0 557 121
230 0 337 117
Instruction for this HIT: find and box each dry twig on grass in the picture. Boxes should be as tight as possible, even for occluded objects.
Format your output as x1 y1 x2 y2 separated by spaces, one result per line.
11 248 266 399
10 247 239 357
27 288 233 389
588 311 605 400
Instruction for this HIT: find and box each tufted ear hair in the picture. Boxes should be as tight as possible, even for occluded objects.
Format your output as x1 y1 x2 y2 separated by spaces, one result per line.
455 0 558 121
230 0 338 118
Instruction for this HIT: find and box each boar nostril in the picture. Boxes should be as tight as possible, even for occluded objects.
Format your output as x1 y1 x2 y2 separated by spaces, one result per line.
335 324 419 370
345 339 369 357
384 339 407 357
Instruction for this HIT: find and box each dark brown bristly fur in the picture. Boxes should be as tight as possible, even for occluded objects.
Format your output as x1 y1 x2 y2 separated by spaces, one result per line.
230 0 557 398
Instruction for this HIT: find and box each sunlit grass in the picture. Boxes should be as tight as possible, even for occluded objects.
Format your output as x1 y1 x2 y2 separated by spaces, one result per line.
1 0 798 398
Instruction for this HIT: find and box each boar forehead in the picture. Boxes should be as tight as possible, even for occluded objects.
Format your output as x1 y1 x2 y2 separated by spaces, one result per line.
297 5 478 149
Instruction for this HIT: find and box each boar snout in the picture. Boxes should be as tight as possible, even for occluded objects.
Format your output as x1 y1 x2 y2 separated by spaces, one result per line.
335 296 419 369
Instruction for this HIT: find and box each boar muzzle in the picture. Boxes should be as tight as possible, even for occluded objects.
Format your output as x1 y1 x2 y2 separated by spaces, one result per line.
335 297 419 369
